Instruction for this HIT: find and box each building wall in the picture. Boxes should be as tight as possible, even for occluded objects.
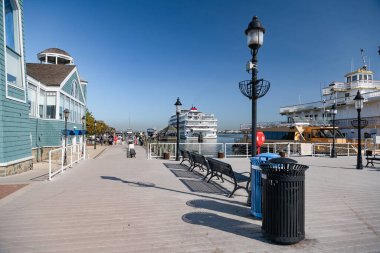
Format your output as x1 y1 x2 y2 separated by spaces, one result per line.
29 118 83 148
62 72 78 96
0 0 32 165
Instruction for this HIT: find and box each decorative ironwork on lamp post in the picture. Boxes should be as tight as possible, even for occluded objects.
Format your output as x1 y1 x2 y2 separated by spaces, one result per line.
94 120 97 150
63 109 70 165
239 16 270 157
175 97 182 161
353 90 364 170
331 103 337 158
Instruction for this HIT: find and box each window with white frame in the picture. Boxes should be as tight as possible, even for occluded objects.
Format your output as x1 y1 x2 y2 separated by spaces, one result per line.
71 80 79 99
46 92 56 119
39 89 46 118
4 0 23 89
27 83 37 117
59 93 64 120
65 96 70 121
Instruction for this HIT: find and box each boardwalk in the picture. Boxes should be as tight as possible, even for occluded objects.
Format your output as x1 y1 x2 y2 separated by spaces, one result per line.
0 145 380 253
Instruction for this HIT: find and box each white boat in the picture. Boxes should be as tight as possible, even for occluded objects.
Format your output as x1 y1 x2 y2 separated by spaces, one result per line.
168 106 218 139
279 59 380 139
126 128 133 135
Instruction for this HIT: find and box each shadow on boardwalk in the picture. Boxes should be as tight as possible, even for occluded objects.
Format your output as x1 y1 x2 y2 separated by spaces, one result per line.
100 176 246 206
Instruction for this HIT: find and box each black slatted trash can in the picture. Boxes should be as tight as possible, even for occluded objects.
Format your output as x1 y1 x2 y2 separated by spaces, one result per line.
260 160 308 244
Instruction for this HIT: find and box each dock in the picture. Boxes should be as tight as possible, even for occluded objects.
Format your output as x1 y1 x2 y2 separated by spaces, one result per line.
0 145 379 253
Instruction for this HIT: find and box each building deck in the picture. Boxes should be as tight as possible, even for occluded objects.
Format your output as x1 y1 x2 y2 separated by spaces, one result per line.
0 145 379 253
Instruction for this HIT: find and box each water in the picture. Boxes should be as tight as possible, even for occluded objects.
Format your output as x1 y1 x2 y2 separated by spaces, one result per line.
177 133 247 156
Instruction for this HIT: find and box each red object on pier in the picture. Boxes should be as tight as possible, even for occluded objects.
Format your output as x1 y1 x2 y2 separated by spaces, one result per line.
256 131 265 154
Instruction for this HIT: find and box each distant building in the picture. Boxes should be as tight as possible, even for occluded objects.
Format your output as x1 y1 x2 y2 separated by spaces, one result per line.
0 0 88 176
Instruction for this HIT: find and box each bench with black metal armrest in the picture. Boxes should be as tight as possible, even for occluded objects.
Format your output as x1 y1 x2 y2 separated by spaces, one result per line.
207 158 251 198
180 150 191 166
189 152 210 177
365 150 380 167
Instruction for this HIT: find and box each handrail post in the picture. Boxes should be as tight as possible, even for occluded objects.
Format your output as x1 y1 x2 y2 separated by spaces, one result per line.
61 147 64 172
77 144 80 162
49 151 52 181
70 146 73 168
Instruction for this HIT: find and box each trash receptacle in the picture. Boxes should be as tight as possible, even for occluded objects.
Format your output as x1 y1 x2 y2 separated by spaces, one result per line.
250 153 280 218
261 160 308 244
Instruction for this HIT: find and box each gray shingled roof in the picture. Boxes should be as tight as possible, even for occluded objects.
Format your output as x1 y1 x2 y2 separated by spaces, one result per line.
26 63 75 86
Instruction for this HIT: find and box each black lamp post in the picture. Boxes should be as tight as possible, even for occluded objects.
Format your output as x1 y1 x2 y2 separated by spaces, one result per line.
94 120 97 150
239 16 269 157
354 90 364 170
63 109 70 165
82 116 86 156
175 97 182 161
239 16 270 207
331 103 337 158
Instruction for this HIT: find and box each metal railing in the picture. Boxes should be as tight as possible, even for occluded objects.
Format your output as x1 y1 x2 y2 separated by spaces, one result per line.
148 142 380 159
48 144 86 180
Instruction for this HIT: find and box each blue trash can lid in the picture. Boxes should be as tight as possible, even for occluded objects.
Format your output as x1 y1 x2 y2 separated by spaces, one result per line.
251 153 281 166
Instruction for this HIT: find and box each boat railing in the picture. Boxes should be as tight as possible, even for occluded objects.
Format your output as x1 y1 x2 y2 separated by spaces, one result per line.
280 90 380 114
350 80 380 89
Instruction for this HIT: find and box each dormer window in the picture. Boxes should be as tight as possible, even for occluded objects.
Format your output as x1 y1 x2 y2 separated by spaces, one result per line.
4 0 24 89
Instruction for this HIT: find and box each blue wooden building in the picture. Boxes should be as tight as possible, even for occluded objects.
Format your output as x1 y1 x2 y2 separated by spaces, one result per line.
0 0 88 176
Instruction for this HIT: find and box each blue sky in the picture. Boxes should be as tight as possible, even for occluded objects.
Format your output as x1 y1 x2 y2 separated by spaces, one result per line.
24 0 380 131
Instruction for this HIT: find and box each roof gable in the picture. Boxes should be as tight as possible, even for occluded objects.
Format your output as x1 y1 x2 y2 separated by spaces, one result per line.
26 63 75 86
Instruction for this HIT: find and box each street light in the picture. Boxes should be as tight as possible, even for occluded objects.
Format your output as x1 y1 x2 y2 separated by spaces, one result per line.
94 120 97 150
239 16 269 157
239 16 270 207
175 97 182 161
82 116 86 156
331 103 337 158
63 109 70 165
354 90 364 170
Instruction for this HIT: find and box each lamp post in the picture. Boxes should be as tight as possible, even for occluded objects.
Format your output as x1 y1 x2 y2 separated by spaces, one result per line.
239 16 269 157
94 120 97 150
81 116 86 156
331 103 337 158
175 97 182 161
354 90 364 170
63 109 70 165
239 16 270 207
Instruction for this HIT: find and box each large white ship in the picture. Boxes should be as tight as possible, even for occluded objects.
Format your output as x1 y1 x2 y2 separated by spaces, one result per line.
280 61 380 139
168 106 218 139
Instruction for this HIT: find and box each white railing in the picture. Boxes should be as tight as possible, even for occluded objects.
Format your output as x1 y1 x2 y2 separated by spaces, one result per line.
48 144 86 180
148 142 380 159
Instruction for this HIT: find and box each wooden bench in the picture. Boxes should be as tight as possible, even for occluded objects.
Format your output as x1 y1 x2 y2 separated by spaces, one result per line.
365 150 380 167
180 150 191 166
188 152 212 180
207 158 251 198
